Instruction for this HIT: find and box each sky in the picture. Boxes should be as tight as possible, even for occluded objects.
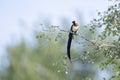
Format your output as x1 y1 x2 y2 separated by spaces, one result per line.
0 0 110 72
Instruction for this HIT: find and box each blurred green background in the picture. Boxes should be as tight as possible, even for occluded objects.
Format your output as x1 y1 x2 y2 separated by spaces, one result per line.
1 0 120 80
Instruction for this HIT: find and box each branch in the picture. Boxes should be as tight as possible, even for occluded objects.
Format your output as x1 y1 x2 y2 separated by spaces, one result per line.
58 27 118 49
58 27 97 45
41 26 117 49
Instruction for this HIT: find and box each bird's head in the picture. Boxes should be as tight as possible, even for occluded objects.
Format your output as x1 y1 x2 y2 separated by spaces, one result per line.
72 21 78 27
72 21 75 24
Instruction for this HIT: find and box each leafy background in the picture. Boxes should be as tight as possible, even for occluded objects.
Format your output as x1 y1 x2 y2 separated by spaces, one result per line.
0 0 120 80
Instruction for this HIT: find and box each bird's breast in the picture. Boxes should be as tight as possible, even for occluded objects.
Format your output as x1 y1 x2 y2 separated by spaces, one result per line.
72 26 78 32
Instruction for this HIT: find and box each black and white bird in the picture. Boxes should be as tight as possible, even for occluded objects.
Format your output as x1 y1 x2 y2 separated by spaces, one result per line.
67 21 79 62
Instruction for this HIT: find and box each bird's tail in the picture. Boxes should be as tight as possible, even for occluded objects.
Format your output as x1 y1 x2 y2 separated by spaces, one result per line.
67 33 73 61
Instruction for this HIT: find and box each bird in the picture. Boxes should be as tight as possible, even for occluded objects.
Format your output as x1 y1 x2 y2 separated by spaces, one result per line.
67 21 79 62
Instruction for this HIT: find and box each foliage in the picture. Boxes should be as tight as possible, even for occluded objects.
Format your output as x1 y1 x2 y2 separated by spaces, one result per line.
86 2 120 80
1 1 120 80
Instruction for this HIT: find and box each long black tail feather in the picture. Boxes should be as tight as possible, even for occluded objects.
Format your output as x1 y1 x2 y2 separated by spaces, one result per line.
67 33 73 61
